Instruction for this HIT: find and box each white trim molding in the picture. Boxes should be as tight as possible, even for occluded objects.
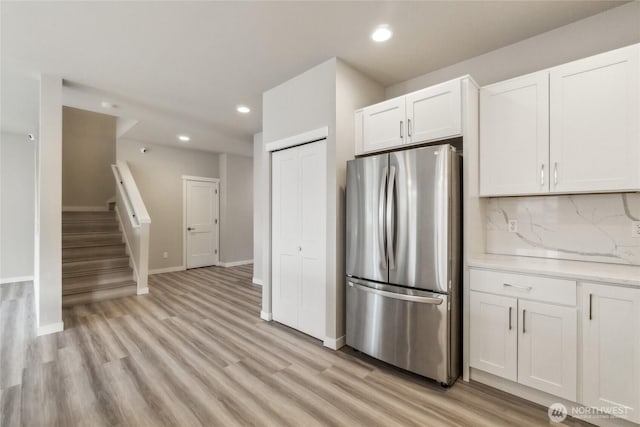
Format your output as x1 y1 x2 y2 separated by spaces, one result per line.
149 266 186 275
265 126 328 152
260 311 273 321
37 321 64 336
323 335 346 350
219 259 253 268
252 277 263 286
0 275 34 285
62 205 108 212
137 287 150 295
181 175 219 183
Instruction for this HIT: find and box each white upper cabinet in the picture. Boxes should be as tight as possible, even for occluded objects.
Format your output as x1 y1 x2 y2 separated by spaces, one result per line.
550 45 639 193
357 77 467 155
480 71 549 196
581 283 640 424
362 97 406 153
406 79 462 145
480 43 640 196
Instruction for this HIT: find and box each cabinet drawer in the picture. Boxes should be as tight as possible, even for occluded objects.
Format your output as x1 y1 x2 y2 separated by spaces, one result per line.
470 269 576 306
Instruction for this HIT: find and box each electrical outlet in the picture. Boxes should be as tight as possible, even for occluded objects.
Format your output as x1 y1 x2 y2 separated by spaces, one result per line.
508 219 518 233
632 221 640 238
163 251 169 259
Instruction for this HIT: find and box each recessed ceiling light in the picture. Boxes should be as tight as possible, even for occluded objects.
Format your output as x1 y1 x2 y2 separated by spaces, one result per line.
237 105 251 114
178 135 190 142
371 25 392 42
101 101 116 109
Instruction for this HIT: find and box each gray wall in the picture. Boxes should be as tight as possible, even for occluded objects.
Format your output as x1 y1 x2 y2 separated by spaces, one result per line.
386 1 640 98
252 132 264 283
219 153 253 264
0 132 35 281
117 139 220 271
62 107 116 209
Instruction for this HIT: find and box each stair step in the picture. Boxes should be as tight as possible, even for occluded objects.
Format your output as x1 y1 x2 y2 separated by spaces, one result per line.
62 211 115 221
63 256 130 277
63 222 119 233
63 267 133 288
63 232 123 248
63 276 135 296
62 281 137 306
63 244 126 261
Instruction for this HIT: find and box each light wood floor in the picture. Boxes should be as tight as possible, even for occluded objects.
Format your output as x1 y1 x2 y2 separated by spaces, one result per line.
1 265 590 426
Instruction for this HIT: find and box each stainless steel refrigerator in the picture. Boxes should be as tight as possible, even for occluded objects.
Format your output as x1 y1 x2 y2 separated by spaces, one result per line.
345 143 461 386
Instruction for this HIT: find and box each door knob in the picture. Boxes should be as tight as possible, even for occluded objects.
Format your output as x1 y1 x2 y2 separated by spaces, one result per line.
187 227 195 231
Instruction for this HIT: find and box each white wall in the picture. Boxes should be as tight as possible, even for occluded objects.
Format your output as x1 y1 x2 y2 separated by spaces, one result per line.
252 132 264 284
386 1 640 98
261 57 384 347
0 132 35 282
34 75 63 335
219 153 253 265
62 106 116 209
117 139 220 271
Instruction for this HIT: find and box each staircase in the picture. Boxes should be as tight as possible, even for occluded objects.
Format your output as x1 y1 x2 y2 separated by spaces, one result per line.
62 211 137 307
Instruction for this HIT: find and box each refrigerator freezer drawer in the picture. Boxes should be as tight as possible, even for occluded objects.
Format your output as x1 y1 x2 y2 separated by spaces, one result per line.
346 278 454 384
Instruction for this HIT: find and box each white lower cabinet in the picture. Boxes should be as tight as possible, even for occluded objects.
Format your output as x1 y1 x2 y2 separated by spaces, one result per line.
518 300 577 401
470 269 578 402
581 283 640 423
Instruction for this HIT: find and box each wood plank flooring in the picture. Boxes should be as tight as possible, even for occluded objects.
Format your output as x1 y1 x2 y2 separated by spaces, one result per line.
1 265 590 426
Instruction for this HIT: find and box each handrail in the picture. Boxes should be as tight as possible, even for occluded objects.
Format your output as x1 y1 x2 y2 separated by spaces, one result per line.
111 160 151 227
112 164 139 228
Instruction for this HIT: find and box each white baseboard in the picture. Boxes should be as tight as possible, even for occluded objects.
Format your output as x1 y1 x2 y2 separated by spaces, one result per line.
260 311 272 321
37 321 64 336
62 205 109 212
219 259 253 268
0 275 34 285
323 335 346 350
137 287 149 295
149 266 186 275
252 277 263 286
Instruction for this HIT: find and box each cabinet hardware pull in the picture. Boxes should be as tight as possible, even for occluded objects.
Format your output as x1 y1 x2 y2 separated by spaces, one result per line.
540 164 545 186
408 119 412 137
503 283 532 291
522 309 526 334
554 162 558 185
589 293 593 320
298 246 302 252
508 306 512 330
400 121 403 139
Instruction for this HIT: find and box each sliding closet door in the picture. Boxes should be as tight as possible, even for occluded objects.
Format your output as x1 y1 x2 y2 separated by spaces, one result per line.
272 139 326 340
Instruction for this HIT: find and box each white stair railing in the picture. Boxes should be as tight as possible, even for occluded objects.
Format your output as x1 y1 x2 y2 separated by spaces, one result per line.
112 160 151 295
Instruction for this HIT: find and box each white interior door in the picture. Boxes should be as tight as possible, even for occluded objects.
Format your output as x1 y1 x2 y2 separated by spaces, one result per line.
185 179 219 269
272 139 326 340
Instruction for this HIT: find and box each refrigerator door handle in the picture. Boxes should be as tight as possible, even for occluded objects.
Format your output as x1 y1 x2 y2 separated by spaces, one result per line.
348 281 444 305
378 166 388 269
386 165 397 270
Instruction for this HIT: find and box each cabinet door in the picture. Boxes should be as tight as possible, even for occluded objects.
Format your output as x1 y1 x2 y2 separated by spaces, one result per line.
470 291 518 381
480 71 549 196
362 97 405 153
582 283 640 423
518 300 577 401
550 45 640 193
406 79 462 145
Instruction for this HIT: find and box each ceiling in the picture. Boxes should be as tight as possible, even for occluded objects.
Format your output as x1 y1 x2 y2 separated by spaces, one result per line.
0 1 627 154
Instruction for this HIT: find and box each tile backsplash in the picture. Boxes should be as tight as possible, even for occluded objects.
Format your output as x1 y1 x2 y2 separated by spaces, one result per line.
485 193 640 265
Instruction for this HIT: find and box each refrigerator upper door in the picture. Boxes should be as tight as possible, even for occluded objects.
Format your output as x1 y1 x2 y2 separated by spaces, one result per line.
346 153 388 283
389 144 457 293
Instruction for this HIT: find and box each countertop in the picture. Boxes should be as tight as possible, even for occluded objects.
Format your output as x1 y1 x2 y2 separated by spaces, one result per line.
468 254 640 287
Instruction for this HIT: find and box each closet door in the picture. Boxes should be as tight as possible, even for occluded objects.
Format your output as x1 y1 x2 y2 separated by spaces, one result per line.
272 140 327 340
272 148 301 330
